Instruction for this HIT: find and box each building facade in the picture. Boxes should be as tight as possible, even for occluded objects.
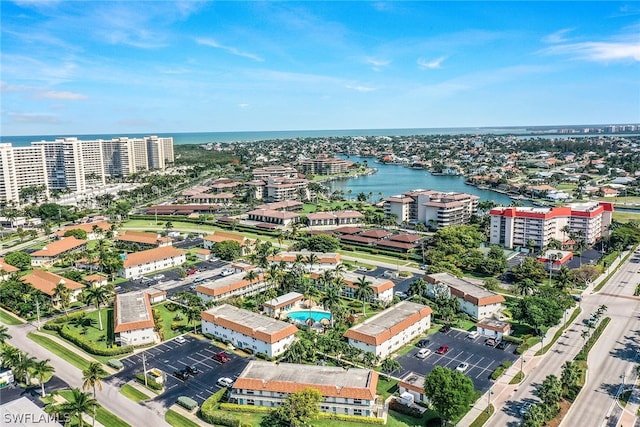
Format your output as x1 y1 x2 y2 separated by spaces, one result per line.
383 189 479 228
196 272 269 303
113 292 157 346
344 301 432 359
310 271 394 303
231 361 380 418
201 304 298 357
118 246 186 278
489 202 614 249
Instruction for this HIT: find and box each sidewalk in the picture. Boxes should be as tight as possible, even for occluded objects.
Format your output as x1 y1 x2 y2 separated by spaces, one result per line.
457 250 630 427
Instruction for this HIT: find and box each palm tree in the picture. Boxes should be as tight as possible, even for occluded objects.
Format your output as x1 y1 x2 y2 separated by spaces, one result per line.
243 270 258 286
555 266 572 290
15 352 36 385
320 283 342 312
381 357 402 379
0 325 10 344
305 253 319 272
82 362 107 398
83 285 112 331
32 359 55 397
52 281 71 317
515 278 537 296
560 361 581 396
408 278 427 298
185 306 201 334
50 388 98 427
354 276 374 315
0 346 21 369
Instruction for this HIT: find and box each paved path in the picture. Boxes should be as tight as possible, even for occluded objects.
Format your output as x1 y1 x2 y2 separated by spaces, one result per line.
4 322 170 427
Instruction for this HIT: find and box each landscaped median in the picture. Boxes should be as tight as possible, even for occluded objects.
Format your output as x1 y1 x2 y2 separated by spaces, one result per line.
0 307 25 325
28 332 95 372
536 307 582 356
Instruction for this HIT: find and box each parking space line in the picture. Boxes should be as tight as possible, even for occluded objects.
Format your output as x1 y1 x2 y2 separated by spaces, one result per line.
166 364 180 371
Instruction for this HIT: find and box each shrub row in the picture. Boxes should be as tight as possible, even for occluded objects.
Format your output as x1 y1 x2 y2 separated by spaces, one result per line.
199 412 240 427
388 399 423 418
56 325 134 356
317 412 385 424
135 373 163 391
490 361 512 380
219 403 271 413
177 396 198 411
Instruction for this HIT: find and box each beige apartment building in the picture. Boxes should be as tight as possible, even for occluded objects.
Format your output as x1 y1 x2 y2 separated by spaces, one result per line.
383 189 479 228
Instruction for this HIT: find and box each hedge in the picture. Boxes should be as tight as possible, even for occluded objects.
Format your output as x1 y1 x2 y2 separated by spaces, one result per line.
199 412 240 427
219 403 271 413
575 317 610 361
135 373 163 391
388 399 423 418
317 412 385 424
490 361 513 380
177 396 198 411
56 325 134 356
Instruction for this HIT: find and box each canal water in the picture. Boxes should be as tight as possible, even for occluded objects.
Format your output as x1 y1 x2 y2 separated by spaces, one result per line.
326 156 515 205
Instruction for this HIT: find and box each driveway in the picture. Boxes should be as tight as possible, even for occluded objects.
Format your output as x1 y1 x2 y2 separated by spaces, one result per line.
396 328 519 393
108 335 249 407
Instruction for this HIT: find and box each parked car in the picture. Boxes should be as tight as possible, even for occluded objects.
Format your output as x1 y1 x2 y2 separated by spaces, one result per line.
153 274 165 281
440 324 451 333
416 348 432 359
217 377 234 388
485 338 498 346
496 340 508 350
467 331 480 340
174 336 186 344
356 267 368 272
456 362 469 373
394 291 408 300
519 402 533 416
186 268 197 275
220 268 234 277
416 339 430 348
436 345 449 355
186 365 199 375
173 369 189 381
213 352 231 363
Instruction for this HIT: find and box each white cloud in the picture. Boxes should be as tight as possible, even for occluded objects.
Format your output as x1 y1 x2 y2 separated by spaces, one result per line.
345 84 376 92
238 103 249 108
365 57 390 71
37 90 87 101
542 28 574 44
542 40 640 62
196 38 264 62
417 56 446 70
7 112 62 124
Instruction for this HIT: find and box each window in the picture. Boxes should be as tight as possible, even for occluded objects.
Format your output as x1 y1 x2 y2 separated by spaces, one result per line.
247 399 255 406
354 409 363 416
354 399 362 405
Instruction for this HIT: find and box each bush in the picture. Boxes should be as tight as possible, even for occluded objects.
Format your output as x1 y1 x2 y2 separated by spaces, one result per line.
135 373 163 391
57 326 134 356
388 399 422 418
501 335 523 344
254 352 273 361
317 412 385 424
219 403 271 413
177 396 198 411
199 412 239 427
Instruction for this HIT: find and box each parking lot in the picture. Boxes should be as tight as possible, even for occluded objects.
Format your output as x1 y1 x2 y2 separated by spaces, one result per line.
107 334 249 406
396 327 520 393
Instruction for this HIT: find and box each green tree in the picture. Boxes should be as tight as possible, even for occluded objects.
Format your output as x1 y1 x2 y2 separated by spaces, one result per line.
82 285 113 331
295 234 340 252
47 388 98 427
32 359 55 397
521 403 546 427
4 251 32 270
261 387 322 427
15 352 37 385
354 276 373 315
424 366 476 424
560 361 582 398
0 325 10 344
381 357 402 379
82 362 107 398
408 278 427 298
63 229 88 240
212 240 242 261
52 282 71 317
512 257 547 284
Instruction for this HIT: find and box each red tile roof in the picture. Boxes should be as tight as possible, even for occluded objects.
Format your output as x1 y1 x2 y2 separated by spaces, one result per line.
0 258 19 273
116 231 171 246
22 270 85 296
31 237 87 258
122 246 185 268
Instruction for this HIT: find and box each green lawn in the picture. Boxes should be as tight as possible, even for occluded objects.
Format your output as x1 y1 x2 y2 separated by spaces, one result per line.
154 301 191 340
376 377 399 400
0 308 24 325
28 332 94 372
165 409 200 427
469 405 494 427
57 390 130 427
120 384 150 402
613 211 640 223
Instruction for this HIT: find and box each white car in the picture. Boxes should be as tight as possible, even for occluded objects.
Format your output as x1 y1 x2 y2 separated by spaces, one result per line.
217 377 233 388
466 331 480 340
174 336 186 344
153 274 165 281
416 348 431 359
456 362 469 373
220 269 234 277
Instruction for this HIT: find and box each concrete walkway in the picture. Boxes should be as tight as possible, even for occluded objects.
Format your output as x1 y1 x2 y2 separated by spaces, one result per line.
457 251 630 427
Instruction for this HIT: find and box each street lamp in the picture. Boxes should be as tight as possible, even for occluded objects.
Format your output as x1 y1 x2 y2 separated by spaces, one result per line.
521 358 526 375
487 387 494 412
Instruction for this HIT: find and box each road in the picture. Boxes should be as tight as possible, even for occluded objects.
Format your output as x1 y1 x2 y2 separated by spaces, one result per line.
483 252 640 427
562 254 640 427
5 322 170 427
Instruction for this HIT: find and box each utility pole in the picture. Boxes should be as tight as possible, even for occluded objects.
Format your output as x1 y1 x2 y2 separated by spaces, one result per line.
142 352 148 387
35 299 41 331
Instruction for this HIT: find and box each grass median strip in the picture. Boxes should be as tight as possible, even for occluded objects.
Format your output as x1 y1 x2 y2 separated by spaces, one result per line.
120 384 150 402
469 404 494 427
165 409 201 427
28 332 93 372
0 308 24 325
536 307 582 356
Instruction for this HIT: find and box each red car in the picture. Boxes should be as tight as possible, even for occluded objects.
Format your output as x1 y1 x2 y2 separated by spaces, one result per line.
436 345 449 355
213 352 230 363
186 269 197 275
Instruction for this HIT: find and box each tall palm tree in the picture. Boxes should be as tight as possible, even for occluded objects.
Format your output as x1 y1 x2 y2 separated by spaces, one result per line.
243 270 258 286
354 276 374 315
52 281 71 317
305 253 319 272
185 306 201 334
32 359 55 397
15 352 37 385
0 346 21 369
82 285 112 331
0 325 11 344
50 388 98 427
320 283 342 312
82 362 107 399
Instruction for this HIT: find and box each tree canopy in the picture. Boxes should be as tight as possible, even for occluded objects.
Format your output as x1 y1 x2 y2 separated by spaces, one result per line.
4 251 31 270
424 366 476 423
295 234 340 253
212 240 242 261
260 387 322 427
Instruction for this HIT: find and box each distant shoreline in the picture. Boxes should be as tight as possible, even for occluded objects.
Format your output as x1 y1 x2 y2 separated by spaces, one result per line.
2 124 639 147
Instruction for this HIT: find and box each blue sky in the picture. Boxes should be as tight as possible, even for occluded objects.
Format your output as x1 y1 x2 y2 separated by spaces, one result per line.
1 1 639 136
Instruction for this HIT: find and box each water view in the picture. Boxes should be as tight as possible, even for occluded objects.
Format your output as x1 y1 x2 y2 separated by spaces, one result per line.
326 156 515 205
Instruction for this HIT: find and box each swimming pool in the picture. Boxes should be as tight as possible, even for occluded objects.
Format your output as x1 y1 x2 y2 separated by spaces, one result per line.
287 310 331 323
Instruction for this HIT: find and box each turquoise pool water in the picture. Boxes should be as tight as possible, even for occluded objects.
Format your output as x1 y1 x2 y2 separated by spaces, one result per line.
287 310 331 323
